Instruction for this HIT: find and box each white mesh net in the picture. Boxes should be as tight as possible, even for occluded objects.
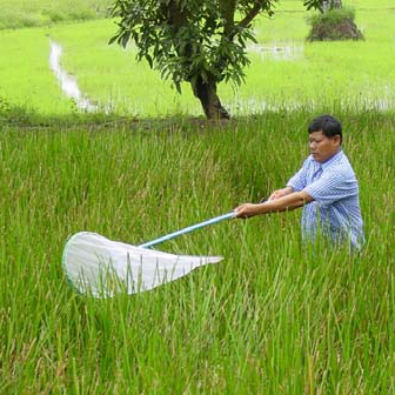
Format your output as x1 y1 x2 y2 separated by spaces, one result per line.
62 232 223 298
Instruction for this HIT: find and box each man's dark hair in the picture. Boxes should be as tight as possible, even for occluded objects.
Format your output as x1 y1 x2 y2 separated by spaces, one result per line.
308 114 342 143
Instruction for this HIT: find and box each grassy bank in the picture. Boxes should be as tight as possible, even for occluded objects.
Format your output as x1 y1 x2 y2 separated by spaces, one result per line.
0 0 112 30
0 111 394 392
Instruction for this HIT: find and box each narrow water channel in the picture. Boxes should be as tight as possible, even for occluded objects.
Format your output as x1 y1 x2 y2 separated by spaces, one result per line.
49 41 98 112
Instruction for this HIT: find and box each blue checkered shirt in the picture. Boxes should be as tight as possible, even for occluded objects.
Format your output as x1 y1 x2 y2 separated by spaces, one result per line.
287 150 364 249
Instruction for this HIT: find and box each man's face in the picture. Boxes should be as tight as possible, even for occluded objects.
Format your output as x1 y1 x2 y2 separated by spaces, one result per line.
309 130 341 163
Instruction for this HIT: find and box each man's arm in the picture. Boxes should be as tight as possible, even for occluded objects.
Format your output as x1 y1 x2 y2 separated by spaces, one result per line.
235 191 314 218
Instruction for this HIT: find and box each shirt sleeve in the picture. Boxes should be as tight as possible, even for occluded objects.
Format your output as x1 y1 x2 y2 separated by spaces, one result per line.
286 160 308 192
304 168 359 208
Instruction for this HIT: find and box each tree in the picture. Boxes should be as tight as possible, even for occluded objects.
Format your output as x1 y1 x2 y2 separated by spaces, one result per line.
110 0 322 120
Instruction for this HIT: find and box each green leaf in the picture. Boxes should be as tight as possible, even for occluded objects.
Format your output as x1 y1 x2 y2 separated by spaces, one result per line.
121 32 130 48
108 35 119 46
145 53 154 68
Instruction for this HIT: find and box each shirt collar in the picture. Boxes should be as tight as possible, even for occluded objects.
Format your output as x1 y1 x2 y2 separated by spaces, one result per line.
309 149 343 170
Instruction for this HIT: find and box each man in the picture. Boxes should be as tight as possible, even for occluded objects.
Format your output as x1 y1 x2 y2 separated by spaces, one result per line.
235 115 365 249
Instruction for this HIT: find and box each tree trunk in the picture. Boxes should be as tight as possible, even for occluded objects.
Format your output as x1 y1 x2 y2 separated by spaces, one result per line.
322 0 342 12
192 76 230 120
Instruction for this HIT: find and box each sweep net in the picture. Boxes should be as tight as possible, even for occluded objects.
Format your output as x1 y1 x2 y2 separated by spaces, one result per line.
62 232 223 298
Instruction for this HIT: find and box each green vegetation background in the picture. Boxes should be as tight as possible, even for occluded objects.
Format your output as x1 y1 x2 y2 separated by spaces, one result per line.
0 0 394 393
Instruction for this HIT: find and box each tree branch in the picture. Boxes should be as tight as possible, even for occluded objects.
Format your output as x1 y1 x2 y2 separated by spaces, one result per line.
167 0 188 30
220 0 237 36
237 1 265 31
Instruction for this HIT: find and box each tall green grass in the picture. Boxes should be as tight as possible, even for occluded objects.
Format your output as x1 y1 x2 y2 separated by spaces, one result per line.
0 111 394 392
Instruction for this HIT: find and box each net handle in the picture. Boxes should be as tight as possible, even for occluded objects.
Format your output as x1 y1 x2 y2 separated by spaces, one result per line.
138 212 236 249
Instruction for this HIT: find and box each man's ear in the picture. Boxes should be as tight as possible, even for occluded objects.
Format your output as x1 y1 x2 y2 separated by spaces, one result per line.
333 135 342 146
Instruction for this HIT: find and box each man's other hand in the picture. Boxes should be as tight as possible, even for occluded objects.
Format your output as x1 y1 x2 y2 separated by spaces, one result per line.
268 187 293 201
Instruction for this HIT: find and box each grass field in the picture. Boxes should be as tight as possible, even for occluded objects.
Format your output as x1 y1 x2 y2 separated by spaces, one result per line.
1 111 395 392
1 0 395 393
1 1 394 118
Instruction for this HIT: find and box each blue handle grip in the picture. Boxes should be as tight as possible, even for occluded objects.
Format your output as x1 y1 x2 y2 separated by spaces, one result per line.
138 212 236 249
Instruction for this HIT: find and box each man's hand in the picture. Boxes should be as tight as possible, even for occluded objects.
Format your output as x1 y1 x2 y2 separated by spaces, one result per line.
234 203 266 219
268 187 293 201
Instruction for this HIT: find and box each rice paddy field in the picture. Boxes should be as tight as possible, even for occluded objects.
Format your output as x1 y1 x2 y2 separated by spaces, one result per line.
1 0 395 393
0 0 395 117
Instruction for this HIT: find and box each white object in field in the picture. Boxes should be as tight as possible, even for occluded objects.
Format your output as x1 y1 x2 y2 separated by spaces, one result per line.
62 232 223 298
